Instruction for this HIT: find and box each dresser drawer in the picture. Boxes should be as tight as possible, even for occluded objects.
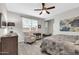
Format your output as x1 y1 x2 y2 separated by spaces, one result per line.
0 35 18 55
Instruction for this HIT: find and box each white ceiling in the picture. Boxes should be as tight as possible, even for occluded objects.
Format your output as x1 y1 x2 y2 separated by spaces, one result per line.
6 3 79 19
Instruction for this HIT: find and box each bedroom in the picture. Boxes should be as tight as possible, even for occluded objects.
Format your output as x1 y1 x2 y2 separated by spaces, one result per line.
0 3 79 55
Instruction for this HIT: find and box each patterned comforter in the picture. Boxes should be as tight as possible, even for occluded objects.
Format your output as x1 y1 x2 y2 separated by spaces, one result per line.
40 35 79 55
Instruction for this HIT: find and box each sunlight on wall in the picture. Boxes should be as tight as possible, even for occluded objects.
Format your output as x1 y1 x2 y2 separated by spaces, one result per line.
4 28 8 34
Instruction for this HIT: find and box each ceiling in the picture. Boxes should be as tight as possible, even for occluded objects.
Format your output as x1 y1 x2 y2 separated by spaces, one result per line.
6 3 79 20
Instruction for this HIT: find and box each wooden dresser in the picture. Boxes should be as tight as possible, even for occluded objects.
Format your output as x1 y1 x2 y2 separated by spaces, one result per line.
0 33 18 55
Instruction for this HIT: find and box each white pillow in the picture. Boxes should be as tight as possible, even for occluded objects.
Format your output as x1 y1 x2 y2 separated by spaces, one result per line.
75 40 79 45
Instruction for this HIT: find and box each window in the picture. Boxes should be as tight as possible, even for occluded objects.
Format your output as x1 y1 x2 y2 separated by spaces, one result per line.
22 18 31 28
31 20 38 28
22 17 38 31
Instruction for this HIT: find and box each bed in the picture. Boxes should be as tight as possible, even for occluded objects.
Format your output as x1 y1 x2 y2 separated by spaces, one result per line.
40 35 79 55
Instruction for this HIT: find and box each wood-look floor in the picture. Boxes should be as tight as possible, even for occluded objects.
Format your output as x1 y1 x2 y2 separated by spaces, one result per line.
18 40 47 55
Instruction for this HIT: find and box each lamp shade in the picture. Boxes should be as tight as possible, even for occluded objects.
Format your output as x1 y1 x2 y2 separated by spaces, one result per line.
7 22 15 26
2 21 6 26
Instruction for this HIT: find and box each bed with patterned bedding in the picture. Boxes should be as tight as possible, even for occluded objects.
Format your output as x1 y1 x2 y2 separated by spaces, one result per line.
40 35 79 55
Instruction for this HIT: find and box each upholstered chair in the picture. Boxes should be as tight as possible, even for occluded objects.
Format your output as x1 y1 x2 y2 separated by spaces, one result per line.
24 31 36 44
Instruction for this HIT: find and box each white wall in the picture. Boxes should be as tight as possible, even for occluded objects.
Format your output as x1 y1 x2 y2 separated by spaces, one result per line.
0 4 25 42
7 12 45 42
7 12 25 42
38 19 45 34
53 7 79 35
0 4 8 35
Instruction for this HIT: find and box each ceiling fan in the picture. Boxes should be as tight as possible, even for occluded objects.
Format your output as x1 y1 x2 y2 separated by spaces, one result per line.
34 3 55 15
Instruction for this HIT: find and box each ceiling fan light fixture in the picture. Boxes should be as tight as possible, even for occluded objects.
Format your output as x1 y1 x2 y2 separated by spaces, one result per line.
34 3 55 15
42 10 46 13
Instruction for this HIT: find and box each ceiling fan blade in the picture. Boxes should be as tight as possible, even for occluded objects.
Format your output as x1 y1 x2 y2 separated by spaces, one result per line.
34 9 42 11
46 11 50 14
47 6 55 10
42 3 45 9
39 11 42 15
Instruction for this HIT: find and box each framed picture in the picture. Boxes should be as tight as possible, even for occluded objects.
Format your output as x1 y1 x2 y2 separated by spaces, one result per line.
38 25 41 28
60 16 79 32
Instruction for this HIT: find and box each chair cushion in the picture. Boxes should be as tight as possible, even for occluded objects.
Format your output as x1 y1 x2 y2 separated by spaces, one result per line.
75 40 79 45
